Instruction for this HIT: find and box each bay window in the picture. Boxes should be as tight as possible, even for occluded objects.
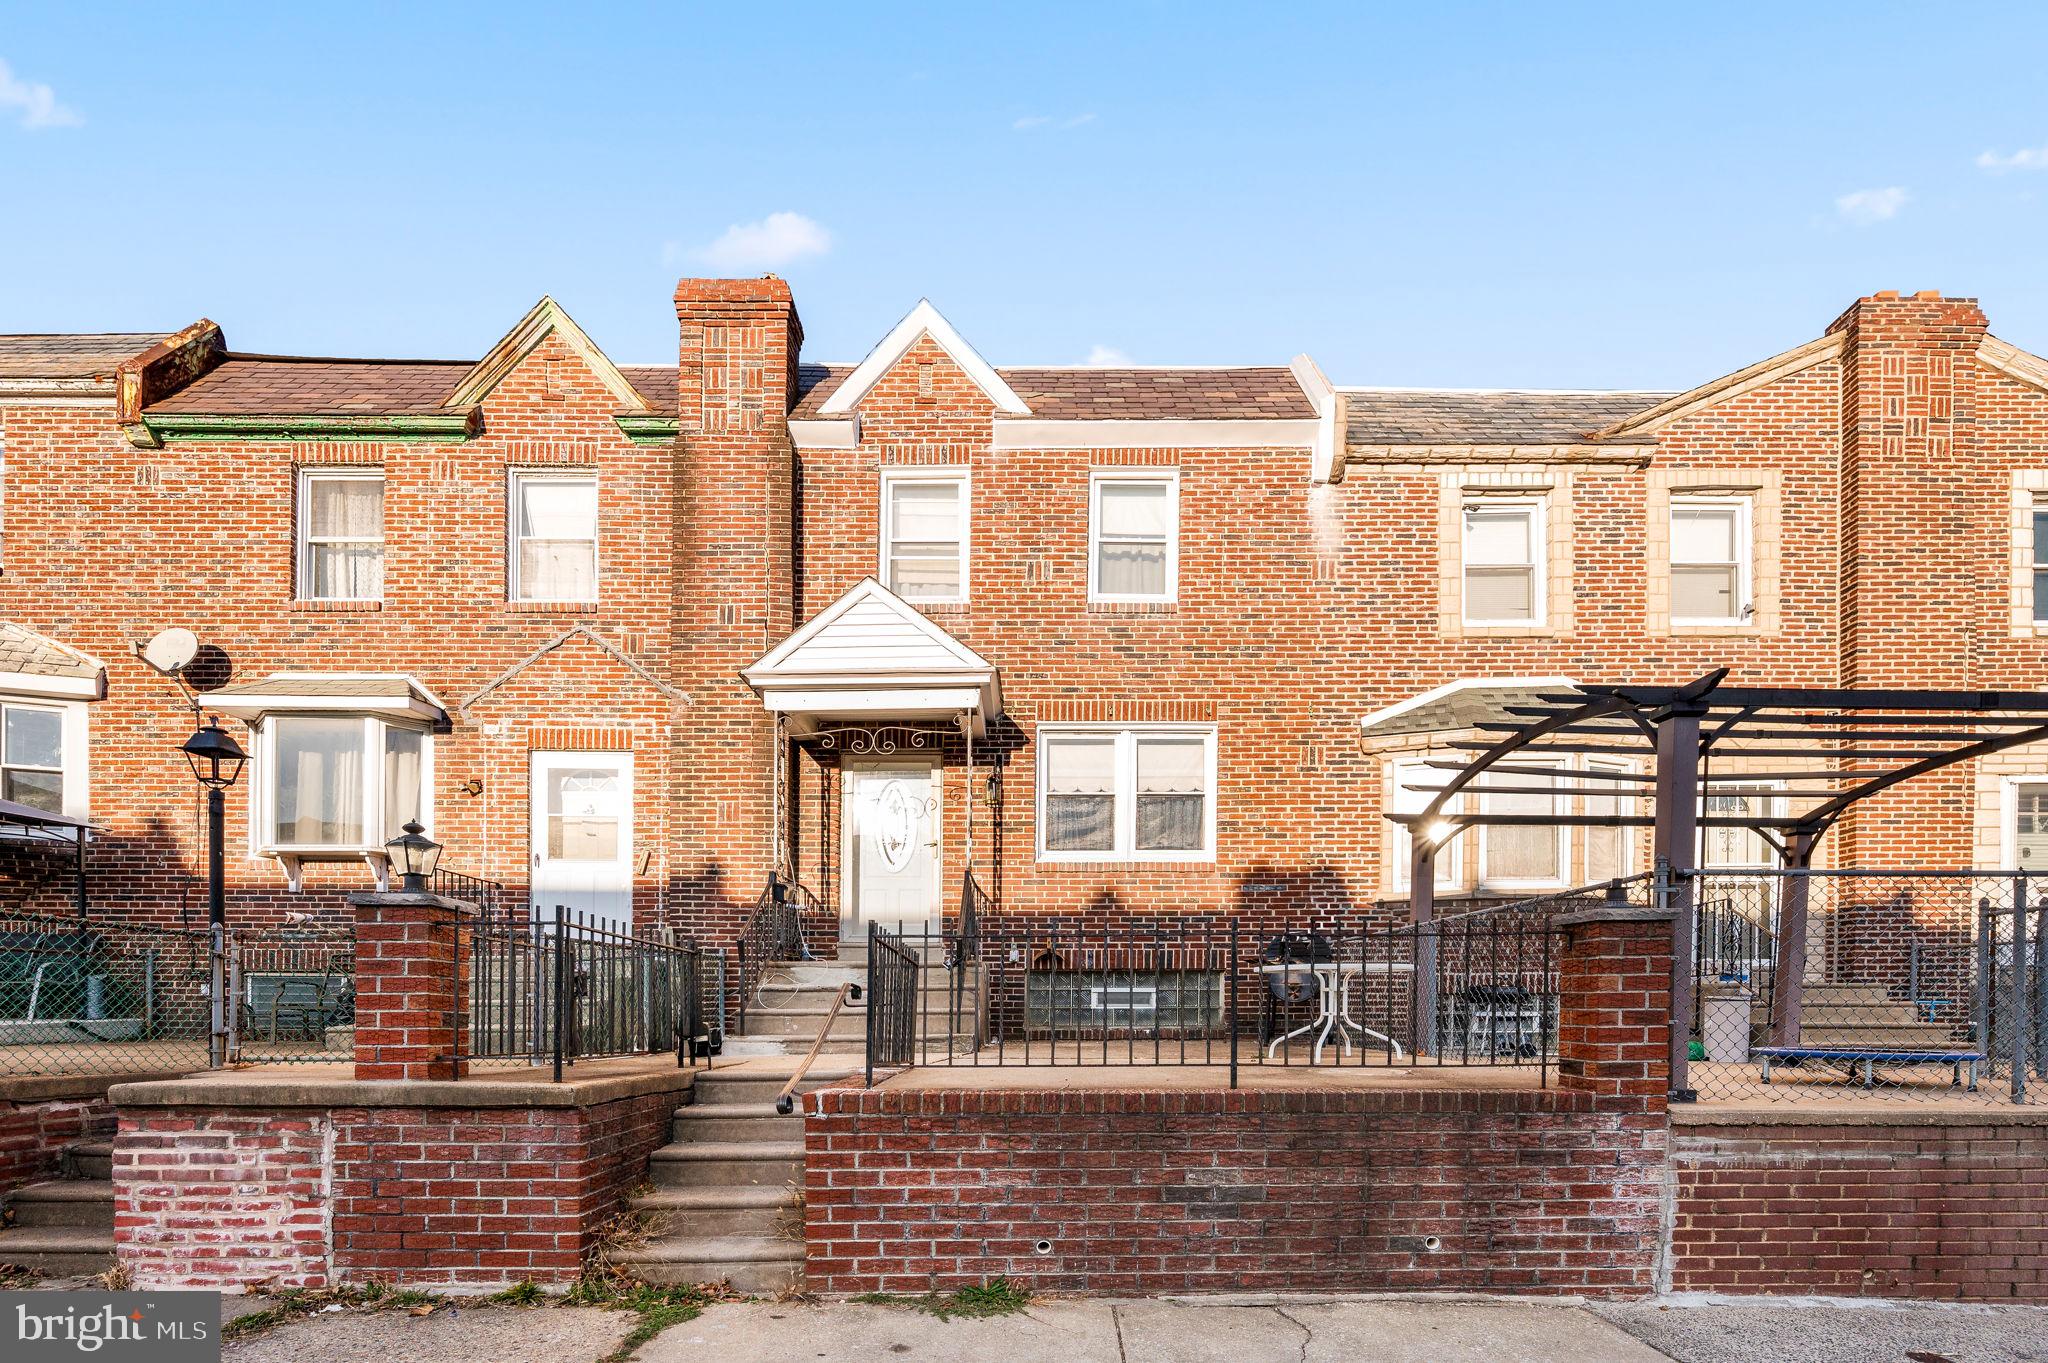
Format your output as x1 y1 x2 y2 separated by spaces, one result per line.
257 714 432 853
1478 758 1566 887
1039 726 1215 861
511 471 599 602
1 702 68 815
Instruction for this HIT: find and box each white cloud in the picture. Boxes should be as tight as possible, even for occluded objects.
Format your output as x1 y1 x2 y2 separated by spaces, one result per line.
1084 345 1133 366
0 58 80 130
1014 112 1096 132
1977 144 2048 173
1835 186 1908 226
681 212 832 272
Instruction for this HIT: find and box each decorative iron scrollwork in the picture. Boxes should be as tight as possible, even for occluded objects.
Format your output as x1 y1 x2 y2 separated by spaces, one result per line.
808 724 944 756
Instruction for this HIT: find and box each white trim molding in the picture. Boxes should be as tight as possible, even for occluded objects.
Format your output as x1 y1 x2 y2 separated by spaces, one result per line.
820 299 1031 416
788 417 860 449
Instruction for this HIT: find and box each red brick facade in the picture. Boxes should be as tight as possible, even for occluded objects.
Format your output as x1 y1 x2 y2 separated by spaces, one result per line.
3 287 2048 949
1670 1116 2048 1300
0 1089 113 1194
113 1086 680 1289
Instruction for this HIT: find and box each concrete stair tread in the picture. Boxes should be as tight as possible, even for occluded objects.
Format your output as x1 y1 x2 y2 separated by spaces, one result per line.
71 1143 112 1158
676 1103 804 1120
630 1187 799 1211
649 1140 805 1161
697 1063 861 1081
0 1225 113 1252
11 1180 113 1203
610 1234 803 1265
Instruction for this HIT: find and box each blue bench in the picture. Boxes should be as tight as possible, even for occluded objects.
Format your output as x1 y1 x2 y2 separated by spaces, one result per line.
1755 1046 1982 1091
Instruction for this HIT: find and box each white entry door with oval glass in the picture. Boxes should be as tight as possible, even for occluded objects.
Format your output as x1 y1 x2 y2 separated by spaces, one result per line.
842 762 939 938
530 751 633 931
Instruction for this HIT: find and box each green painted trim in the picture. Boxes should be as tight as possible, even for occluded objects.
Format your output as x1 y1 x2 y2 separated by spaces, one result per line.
614 415 679 445
141 410 479 443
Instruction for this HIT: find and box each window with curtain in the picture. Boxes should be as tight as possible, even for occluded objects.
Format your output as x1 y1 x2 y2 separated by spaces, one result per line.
1 703 64 814
882 473 967 601
1581 759 1637 883
2015 783 2048 870
1462 499 1542 624
1671 496 1750 623
1479 759 1565 885
1039 727 1214 860
267 714 430 850
1090 474 1177 602
512 472 599 602
298 469 385 601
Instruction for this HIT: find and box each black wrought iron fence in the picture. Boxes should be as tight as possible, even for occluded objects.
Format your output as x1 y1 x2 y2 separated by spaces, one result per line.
1681 869 2043 1105
466 905 708 1081
857 905 1569 1089
736 876 809 1034
0 910 212 1076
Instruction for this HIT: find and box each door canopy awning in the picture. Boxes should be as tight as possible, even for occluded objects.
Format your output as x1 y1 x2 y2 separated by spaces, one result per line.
743 578 1002 735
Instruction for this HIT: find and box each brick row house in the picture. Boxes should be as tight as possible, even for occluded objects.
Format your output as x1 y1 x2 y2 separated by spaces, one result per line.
2 284 2048 954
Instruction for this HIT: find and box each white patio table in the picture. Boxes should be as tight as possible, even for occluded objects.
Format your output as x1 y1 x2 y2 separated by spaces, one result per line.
1259 960 1413 1064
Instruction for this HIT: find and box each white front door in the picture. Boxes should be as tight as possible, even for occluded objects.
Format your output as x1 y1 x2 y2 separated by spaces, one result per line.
530 751 633 931
842 762 939 938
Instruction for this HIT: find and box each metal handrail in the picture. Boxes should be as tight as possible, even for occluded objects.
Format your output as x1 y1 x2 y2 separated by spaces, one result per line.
736 875 806 1033
774 980 862 1115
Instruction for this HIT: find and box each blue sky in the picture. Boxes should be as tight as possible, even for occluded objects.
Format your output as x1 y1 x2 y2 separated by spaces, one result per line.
4 3 2048 389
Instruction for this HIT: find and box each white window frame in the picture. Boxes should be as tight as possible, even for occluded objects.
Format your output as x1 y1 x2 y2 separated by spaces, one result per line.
248 713 435 861
2000 776 2048 871
1579 756 1638 884
508 469 600 604
1700 781 1784 870
878 466 971 604
1087 469 1180 604
2030 499 2048 627
1036 724 1216 864
295 467 386 603
1461 496 1546 627
1475 756 1569 891
1389 756 1463 890
0 697 88 829
1670 494 1753 626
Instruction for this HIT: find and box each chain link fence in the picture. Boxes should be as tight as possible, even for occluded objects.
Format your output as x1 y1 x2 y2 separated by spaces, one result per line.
0 910 213 1076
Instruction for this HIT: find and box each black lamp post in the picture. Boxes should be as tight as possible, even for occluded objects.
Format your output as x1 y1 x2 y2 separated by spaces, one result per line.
384 820 442 893
181 719 247 1067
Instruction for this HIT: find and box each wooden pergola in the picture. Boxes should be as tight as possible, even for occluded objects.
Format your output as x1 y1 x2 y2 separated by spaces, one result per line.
1372 669 2048 1097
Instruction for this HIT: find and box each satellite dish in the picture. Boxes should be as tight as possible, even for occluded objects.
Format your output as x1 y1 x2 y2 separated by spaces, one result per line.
140 627 200 676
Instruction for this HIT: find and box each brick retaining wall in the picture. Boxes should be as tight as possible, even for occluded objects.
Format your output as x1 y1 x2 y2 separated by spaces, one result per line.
0 1090 115 1194
112 1070 687 1290
1670 1115 2048 1301
803 1085 1668 1296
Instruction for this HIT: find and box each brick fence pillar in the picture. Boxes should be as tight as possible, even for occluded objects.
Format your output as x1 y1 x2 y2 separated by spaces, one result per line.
348 891 471 1082
1554 901 1676 1108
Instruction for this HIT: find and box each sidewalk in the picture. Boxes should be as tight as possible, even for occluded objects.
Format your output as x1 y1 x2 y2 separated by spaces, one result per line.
203 1292 2048 1363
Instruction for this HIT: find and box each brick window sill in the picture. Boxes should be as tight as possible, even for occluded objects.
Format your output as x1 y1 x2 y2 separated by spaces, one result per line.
1087 602 1178 617
290 599 384 614
506 600 600 614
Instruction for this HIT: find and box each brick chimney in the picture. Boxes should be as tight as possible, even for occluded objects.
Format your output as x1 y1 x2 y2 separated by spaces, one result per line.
1829 291 1991 867
670 278 804 940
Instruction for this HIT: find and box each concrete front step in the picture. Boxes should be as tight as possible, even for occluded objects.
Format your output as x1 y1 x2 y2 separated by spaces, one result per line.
647 1141 804 1189
629 1185 800 1238
742 1007 978 1040
692 1067 859 1107
6 1180 114 1229
672 1104 805 1143
0 1224 114 1276
69 1143 112 1181
609 1233 803 1293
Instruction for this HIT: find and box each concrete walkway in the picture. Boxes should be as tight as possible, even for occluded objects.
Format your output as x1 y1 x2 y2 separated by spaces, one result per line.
174 1291 2048 1363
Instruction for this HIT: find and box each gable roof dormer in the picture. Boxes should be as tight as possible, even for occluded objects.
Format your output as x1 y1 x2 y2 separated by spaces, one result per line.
445 295 649 413
818 299 1030 417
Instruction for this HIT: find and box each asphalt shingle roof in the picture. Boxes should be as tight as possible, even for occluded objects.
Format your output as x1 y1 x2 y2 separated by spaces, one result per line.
0 622 103 680
142 357 677 417
1342 389 1673 448
0 334 165 380
792 363 1314 421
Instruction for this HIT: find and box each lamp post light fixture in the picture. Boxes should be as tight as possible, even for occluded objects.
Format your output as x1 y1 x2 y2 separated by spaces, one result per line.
385 820 443 893
180 719 247 1068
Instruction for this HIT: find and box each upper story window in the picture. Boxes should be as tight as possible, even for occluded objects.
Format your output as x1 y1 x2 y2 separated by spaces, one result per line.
1089 472 1179 603
256 714 429 853
1671 496 1751 625
1 702 67 814
880 469 968 603
2031 499 2048 626
1039 725 1215 862
1461 498 1543 626
298 469 385 602
511 471 598 603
